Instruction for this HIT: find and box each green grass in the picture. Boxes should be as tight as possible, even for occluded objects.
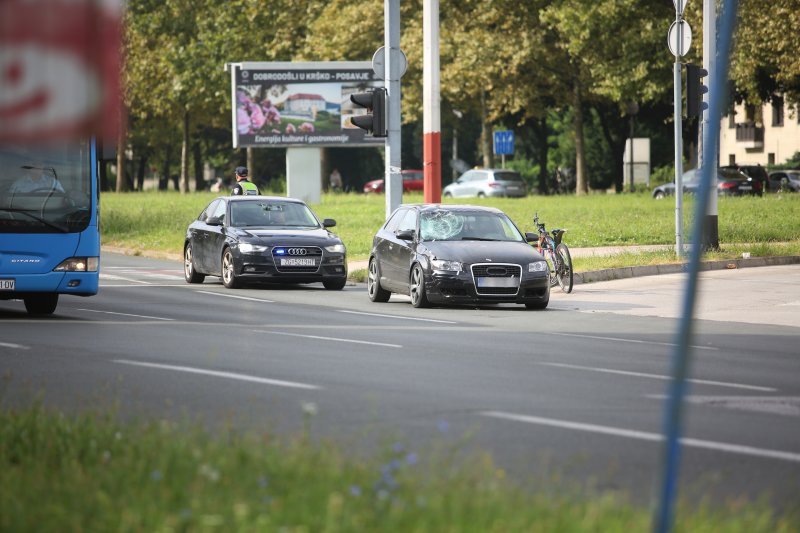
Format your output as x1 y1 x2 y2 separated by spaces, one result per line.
100 191 800 268
2 405 796 532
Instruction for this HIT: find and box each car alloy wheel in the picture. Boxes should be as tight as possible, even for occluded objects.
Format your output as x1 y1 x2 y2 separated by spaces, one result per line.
221 248 240 288
409 264 429 308
184 243 205 284
368 257 391 302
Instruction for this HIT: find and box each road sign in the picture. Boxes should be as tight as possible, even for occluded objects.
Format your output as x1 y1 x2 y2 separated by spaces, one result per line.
668 20 692 57
372 46 408 81
493 130 515 156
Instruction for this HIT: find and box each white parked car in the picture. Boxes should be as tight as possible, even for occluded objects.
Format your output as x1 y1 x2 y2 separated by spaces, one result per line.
442 169 527 198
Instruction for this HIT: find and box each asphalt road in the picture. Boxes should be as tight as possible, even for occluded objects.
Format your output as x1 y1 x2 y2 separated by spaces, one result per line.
1 253 798 509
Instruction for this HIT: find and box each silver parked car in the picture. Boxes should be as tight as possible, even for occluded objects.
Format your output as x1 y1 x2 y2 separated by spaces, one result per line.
442 168 527 198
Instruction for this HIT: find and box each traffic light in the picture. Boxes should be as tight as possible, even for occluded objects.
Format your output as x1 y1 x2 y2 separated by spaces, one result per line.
349 88 387 137
685 63 709 118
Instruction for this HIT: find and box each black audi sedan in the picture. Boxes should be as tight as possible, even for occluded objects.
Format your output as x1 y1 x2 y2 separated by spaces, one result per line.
367 204 550 309
184 196 347 289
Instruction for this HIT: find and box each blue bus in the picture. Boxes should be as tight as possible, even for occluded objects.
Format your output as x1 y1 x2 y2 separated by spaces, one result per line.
0 140 100 315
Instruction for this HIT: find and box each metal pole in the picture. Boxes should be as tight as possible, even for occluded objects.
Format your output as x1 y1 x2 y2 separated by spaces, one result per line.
701 0 720 249
384 0 402 218
674 41 684 256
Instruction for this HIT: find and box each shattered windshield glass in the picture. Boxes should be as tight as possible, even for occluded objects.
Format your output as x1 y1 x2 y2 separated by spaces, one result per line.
419 210 524 242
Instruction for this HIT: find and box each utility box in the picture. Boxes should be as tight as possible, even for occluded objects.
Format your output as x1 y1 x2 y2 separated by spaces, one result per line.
623 137 651 187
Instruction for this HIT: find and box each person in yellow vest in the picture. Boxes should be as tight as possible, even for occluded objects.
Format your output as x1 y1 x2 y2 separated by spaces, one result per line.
231 166 259 196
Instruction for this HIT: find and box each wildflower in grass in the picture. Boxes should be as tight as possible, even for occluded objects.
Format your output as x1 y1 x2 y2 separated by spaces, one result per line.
349 485 362 497
257 476 269 489
301 402 318 417
199 464 220 482
405 452 418 466
150 470 162 481
437 420 449 433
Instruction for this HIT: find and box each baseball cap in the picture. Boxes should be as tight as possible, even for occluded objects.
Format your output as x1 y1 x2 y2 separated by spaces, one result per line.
235 166 248 177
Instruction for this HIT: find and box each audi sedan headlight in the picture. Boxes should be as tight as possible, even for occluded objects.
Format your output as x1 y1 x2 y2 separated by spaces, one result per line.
528 261 548 272
324 243 345 253
238 243 269 253
431 259 463 272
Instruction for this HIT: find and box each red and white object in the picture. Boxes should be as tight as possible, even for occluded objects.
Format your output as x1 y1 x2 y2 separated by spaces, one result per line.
0 0 123 143
423 0 442 203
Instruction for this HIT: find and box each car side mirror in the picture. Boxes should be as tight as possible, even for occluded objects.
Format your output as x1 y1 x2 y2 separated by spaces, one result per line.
206 215 223 226
525 232 538 243
322 218 336 228
396 229 415 241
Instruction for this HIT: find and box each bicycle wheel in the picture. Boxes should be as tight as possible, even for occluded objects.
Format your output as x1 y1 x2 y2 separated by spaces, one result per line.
544 250 558 287
555 243 573 293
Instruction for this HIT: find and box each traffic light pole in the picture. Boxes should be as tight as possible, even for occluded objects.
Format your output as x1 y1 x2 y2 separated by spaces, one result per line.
384 0 402 218
673 19 684 258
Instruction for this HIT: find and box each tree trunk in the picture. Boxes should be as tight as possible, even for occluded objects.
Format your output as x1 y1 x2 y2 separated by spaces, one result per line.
136 155 148 191
247 147 254 180
531 116 549 195
180 108 190 193
160 144 171 191
115 127 126 192
480 93 493 168
595 104 626 193
572 81 588 196
193 141 203 192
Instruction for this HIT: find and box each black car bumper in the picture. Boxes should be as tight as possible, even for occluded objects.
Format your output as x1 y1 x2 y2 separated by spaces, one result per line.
234 250 347 284
424 269 549 306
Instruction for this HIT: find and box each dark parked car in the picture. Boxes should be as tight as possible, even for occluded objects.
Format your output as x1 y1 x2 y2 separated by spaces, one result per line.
652 167 762 199
442 168 527 198
767 170 800 192
184 196 347 289
363 170 424 194
367 204 550 309
721 163 768 192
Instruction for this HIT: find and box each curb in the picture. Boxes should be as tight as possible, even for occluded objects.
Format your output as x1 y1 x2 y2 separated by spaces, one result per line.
576 255 800 284
101 246 800 286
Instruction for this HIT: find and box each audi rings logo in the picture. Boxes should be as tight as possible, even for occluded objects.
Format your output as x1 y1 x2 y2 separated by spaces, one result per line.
287 248 307 256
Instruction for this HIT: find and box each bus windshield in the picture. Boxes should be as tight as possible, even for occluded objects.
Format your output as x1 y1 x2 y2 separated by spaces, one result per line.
0 141 93 233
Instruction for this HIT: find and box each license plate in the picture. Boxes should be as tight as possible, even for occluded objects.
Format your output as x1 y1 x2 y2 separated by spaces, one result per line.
740 185 752 191
476 276 517 288
280 258 316 267
0 279 15 291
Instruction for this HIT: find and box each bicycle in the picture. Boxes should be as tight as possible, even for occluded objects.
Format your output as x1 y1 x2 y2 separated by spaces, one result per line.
533 212 573 293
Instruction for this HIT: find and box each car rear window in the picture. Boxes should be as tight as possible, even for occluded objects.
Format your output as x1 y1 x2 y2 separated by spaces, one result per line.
494 171 523 182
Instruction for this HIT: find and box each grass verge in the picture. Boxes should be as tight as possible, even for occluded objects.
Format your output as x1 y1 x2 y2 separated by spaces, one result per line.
100 191 800 270
1 405 796 532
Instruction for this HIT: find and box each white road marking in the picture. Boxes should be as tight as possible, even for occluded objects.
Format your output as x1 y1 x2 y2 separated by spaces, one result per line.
195 291 274 303
538 362 776 392
114 359 320 390
337 309 458 324
481 411 800 463
256 330 402 348
548 332 719 351
99 273 151 284
648 394 800 417
77 309 174 321
0 341 29 350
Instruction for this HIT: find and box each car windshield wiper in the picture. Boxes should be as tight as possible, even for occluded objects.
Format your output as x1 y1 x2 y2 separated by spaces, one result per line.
460 237 501 241
0 207 70 233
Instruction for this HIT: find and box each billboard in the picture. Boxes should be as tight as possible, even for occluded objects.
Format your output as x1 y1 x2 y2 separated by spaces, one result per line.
229 62 385 148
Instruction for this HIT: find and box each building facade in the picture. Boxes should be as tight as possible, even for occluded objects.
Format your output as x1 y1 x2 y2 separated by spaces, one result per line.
720 98 800 166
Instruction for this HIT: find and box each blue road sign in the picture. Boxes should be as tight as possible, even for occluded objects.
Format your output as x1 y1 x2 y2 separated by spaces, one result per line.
493 130 515 155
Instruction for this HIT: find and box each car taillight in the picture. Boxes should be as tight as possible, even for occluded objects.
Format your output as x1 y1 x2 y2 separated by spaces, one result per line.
488 182 501 188
718 181 736 190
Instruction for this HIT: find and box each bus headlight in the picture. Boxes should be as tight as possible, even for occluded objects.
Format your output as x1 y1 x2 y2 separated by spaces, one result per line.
54 257 99 272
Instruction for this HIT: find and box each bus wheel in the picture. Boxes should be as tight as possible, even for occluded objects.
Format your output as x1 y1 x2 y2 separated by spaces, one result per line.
24 294 58 315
